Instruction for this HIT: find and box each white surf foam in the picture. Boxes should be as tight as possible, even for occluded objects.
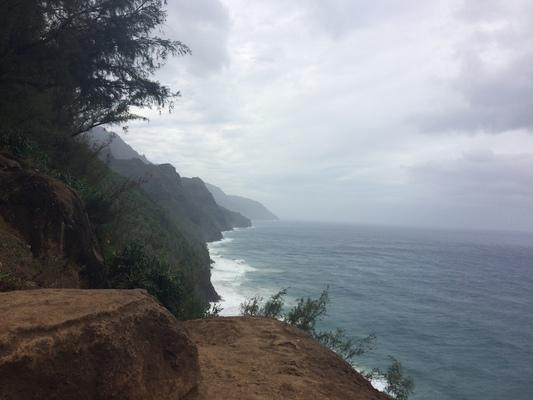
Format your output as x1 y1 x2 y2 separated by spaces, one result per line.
208 240 256 316
353 366 388 393
209 235 389 396
369 374 387 393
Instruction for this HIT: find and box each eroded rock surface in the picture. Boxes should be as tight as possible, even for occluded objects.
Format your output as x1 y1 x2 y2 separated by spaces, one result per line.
0 152 106 288
0 289 200 400
184 317 389 400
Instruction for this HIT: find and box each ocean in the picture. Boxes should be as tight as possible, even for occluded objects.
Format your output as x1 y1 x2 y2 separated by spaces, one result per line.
208 220 533 400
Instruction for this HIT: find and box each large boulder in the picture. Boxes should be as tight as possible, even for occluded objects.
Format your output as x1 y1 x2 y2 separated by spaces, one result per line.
0 152 106 288
0 289 200 400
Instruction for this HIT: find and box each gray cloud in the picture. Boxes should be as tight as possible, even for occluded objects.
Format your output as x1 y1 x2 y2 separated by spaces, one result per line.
415 0 533 134
120 0 533 231
302 0 436 37
417 50 533 134
164 0 230 76
409 150 533 203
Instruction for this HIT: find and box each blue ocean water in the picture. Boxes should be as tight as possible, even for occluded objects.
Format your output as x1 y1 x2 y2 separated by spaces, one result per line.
208 220 533 400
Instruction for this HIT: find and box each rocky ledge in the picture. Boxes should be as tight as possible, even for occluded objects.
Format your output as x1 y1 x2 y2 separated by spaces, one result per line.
184 317 388 400
0 289 199 400
0 289 388 400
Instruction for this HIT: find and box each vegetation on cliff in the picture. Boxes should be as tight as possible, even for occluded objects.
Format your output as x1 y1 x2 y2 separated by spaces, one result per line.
83 127 252 242
0 0 221 318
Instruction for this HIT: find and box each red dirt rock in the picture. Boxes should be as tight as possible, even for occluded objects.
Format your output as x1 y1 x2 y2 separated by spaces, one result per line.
184 317 389 400
0 289 200 400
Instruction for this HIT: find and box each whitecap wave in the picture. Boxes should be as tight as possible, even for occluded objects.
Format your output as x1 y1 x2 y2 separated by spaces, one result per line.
208 237 233 250
209 244 257 316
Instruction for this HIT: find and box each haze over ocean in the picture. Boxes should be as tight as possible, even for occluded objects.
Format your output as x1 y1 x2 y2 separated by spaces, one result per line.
209 220 533 400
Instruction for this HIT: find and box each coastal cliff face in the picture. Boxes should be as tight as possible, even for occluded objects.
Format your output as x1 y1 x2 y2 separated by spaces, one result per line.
0 289 388 400
108 158 251 242
85 128 251 242
181 177 252 235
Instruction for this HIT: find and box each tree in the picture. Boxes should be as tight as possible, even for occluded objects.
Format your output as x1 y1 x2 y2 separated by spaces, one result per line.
0 0 189 136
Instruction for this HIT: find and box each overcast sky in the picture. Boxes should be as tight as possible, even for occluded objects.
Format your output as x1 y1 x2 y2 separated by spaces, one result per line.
121 0 533 231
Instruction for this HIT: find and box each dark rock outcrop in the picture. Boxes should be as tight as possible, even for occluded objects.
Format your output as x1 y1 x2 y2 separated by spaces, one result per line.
221 206 253 229
0 152 106 288
0 289 200 400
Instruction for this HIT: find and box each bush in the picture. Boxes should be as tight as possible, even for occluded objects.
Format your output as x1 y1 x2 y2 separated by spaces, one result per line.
262 288 287 318
285 288 329 333
109 242 207 320
240 288 287 318
0 271 21 292
316 329 376 361
239 288 414 399
383 357 415 400
240 296 261 316
204 303 223 318
0 129 39 158
239 287 372 363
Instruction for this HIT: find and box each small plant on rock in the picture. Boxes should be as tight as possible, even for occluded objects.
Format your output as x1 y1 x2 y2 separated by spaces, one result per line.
239 288 414 399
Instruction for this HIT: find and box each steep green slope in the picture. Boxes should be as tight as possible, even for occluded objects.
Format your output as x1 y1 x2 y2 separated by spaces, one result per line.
84 129 252 240
0 0 220 316
181 177 252 232
99 175 219 302
108 158 251 242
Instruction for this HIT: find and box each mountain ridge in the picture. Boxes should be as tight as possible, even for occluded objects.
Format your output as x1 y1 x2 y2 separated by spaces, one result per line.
86 127 150 164
84 128 276 224
205 183 278 221
83 129 253 238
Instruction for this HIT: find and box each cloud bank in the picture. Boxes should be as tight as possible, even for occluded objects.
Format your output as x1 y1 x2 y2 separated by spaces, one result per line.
120 0 533 231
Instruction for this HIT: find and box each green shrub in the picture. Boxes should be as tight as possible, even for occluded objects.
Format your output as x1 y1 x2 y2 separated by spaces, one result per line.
383 357 415 400
316 329 376 361
239 288 414 399
0 129 39 158
240 296 261 316
109 242 207 320
203 303 223 318
0 271 20 292
239 287 371 362
240 288 288 318
262 288 287 318
284 288 329 333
